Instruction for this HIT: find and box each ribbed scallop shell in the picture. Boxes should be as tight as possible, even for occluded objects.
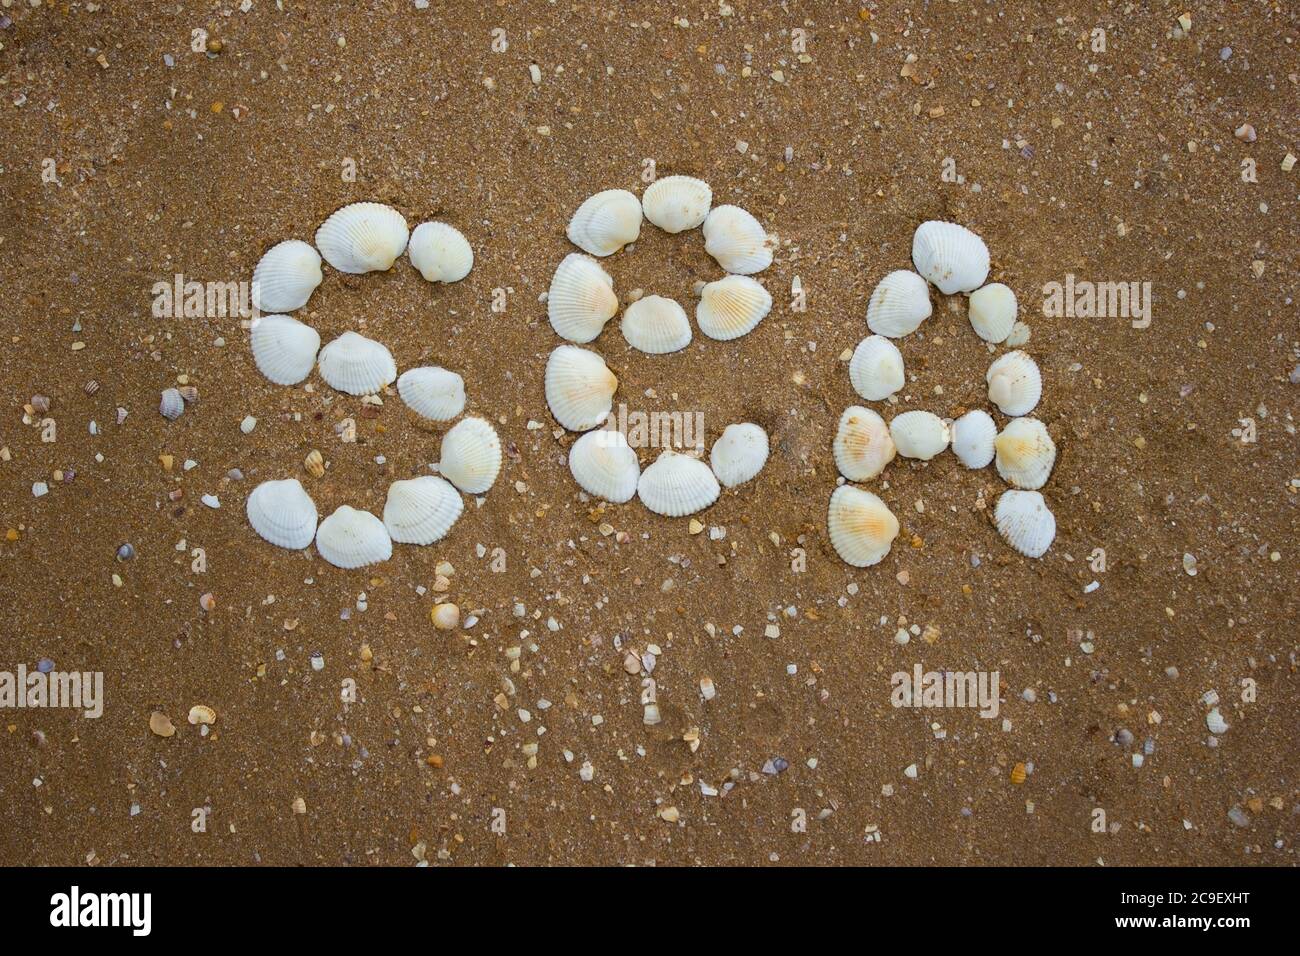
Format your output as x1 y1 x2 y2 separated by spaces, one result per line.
968 282 1017 343
986 350 1042 416
396 366 466 422
545 345 618 431
246 478 318 550
382 476 464 545
889 410 950 460
642 175 712 233
566 189 642 257
912 220 990 295
994 417 1056 490
994 489 1055 558
547 253 619 343
866 270 932 338
160 388 185 420
250 314 321 386
637 449 720 517
315 505 393 569
621 295 692 354
828 485 899 568
849 335 905 401
709 423 769 488
702 204 773 274
951 409 997 469
408 221 473 283
696 275 772 341
251 240 322 313
315 202 409 274
568 428 640 503
317 331 397 395
833 406 897 481
439 416 502 494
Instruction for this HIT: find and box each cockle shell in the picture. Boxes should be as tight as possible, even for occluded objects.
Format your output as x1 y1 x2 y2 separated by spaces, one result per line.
315 505 393 569
568 428 640 503
250 313 321 385
246 478 318 550
545 345 618 431
709 423 769 488
642 175 712 233
866 270 932 338
621 295 692 354
994 417 1056 490
438 416 502 494
637 449 720 517
696 275 772 341
396 366 466 423
911 220 990 294
968 282 1017 343
849 335 905 401
383 476 464 545
547 253 619 343
159 388 185 421
317 331 397 395
407 221 473 283
994 489 1055 558
566 189 642 257
315 202 409 274
951 409 997 469
986 350 1042 416
889 410 950 460
833 406 897 481
702 204 773 274
828 485 900 568
251 240 322 313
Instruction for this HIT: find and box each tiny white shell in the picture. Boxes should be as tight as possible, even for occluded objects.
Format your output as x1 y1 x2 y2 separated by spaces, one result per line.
315 202 409 274
547 253 619 343
160 387 184 420
968 282 1017 343
986 350 1042 416
951 409 997 469
317 331 397 395
911 220 990 294
545 345 618 431
568 428 640 503
994 489 1055 558
994 417 1056 490
1004 321 1031 347
834 406 897 481
709 423 769 488
396 366 466 422
250 313 321 386
566 189 642 257
867 270 933 338
696 275 772 341
439 416 502 494
849 335 905 401
315 505 393 569
246 478 318 550
251 240 322 313
1206 707 1229 735
702 204 773 274
621 295 692 354
637 449 720 517
642 175 712 233
383 476 464 545
889 410 950 460
407 221 473 283
828 485 899 568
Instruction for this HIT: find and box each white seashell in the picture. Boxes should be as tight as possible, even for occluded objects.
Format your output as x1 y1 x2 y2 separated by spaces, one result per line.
545 345 618 431
994 490 1055 558
642 175 711 233
967 282 1017 343
396 366 466 423
317 331 397 395
849 335 905 401
383 476 463 545
833 406 897 481
702 204 773 274
696 275 772 341
547 253 618 343
315 505 393 569
986 350 1042 416
911 220 990 294
621 295 692 354
994 417 1056 490
246 478 318 550
407 221 473 283
250 314 321 385
951 409 997 469
315 202 409 274
566 189 642 256
637 449 720 517
438 416 502 494
1004 321 1031 347
709 423 769 488
866 270 932 338
160 388 184 420
251 240 322 313
827 485 899 568
1205 707 1229 735
568 429 640 503
889 410 950 460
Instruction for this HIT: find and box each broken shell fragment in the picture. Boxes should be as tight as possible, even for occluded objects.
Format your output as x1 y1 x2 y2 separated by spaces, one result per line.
911 220 990 294
314 505 393 569
187 704 217 726
994 417 1056 490
621 294 692 354
637 449 720 517
968 282 1017 343
951 409 997 469
547 253 619 343
849 335 905 401
834 406 897 481
407 221 473 283
544 345 618 431
315 201 409 274
246 477 319 550
889 410 950 460
828 484 899 567
709 423 769 488
994 489 1056 558
250 313 321 386
696 274 772 341
866 270 932 338
566 189 642 257
986 350 1042 416
568 428 640 503
160 388 185 420
396 366 466 423
383 475 464 545
251 239 323 313
642 175 712 233
438 416 502 494
317 331 397 396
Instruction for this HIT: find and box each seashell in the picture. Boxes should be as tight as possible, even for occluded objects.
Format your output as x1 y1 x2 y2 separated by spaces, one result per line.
709 423 769 488
827 485 899 568
314 505 393 569
566 189 642 257
994 489 1055 558
833 406 896 481
317 331 397 395
911 220 990 294
986 350 1042 416
250 313 321 385
407 221 473 283
1004 321 1031 347
621 294 692 354
642 175 711 233
866 270 932 338
438 416 502 494
545 345 618 431
696 274 772 341
383 476 464 545
251 239 322 312
702 204 773 274
315 201 409 274
547 253 619 343
967 282 1017 343
848 335 905 401
1205 707 1229 735
568 428 640 503
994 417 1056 490
246 478 318 550
396 366 466 422
889 410 950 460
637 449 720 517
950 409 997 469
159 388 184 420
